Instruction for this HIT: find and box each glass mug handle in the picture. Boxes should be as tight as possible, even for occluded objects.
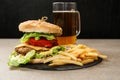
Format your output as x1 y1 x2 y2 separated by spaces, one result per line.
76 11 81 36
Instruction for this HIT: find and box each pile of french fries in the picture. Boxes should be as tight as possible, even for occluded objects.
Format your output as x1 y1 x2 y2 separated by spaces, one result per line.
31 44 107 66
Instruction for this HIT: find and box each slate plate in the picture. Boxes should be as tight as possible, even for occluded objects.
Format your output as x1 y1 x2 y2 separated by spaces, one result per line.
20 57 102 71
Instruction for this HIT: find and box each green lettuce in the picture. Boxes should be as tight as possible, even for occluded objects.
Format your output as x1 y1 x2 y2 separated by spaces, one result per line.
35 46 65 59
20 32 55 43
8 50 36 67
51 46 65 55
8 46 65 66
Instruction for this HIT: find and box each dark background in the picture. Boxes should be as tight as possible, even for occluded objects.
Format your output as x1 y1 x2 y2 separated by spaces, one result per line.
0 0 120 38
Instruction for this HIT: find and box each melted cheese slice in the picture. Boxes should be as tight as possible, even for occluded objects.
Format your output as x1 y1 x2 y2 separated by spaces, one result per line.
15 43 49 50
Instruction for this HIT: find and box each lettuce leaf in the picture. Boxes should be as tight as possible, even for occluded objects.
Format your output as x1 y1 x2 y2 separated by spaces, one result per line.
8 46 65 66
20 32 55 43
35 46 65 59
8 50 36 67
51 46 65 55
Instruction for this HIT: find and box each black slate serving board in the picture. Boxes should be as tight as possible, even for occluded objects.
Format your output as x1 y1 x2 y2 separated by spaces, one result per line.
20 57 102 71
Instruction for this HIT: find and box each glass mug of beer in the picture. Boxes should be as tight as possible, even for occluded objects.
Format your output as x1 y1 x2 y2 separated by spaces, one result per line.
53 2 80 45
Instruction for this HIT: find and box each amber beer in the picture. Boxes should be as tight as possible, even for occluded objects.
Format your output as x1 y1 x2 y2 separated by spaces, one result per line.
53 11 80 45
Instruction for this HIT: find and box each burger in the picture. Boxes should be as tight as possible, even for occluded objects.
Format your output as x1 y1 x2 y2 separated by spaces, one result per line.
19 18 62 47
8 17 65 67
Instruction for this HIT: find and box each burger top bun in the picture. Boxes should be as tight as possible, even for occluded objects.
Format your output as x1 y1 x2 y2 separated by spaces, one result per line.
18 17 62 36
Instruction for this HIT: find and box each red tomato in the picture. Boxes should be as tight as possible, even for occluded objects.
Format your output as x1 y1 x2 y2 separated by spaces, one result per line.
26 37 58 48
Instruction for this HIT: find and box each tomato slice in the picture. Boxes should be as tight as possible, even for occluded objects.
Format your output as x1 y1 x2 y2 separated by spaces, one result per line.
26 37 58 48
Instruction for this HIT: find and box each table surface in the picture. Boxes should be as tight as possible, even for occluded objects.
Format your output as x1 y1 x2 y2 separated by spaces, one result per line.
0 39 120 80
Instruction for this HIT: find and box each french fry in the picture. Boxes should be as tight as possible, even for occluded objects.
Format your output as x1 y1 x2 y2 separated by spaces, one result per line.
44 55 71 63
86 52 99 57
85 48 98 52
49 59 67 66
32 44 107 67
61 59 83 66
98 54 107 59
30 59 44 64
79 53 86 59
76 44 88 49
60 51 77 60
82 56 98 61
50 59 83 66
81 58 94 64
49 62 66 66
77 58 82 62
